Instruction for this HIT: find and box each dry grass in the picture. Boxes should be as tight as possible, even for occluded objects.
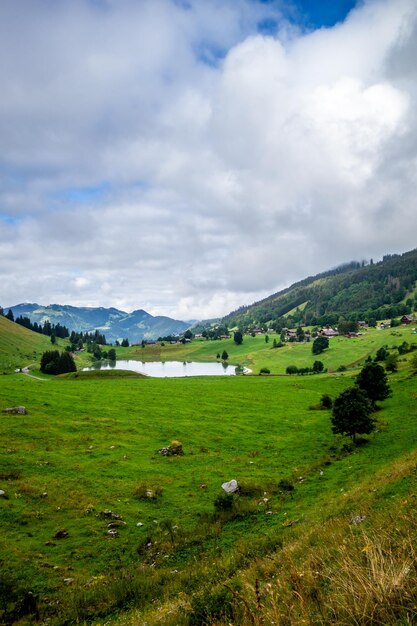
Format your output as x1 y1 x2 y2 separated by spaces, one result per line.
125 454 417 626
209 504 417 626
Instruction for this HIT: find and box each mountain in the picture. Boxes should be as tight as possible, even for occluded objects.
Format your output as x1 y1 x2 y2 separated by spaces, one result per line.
7 303 191 344
222 247 417 329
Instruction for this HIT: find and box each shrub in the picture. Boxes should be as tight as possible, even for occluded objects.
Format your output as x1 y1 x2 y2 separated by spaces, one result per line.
259 367 270 375
312 336 329 355
234 331 243 345
385 354 398 373
375 346 388 361
320 394 333 409
286 365 298 375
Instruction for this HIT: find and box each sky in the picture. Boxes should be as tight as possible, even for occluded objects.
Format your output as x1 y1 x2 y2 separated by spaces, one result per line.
1 0 416 321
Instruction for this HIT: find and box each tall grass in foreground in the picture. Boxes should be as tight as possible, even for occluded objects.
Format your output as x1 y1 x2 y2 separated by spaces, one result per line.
226 514 417 626
114 455 417 626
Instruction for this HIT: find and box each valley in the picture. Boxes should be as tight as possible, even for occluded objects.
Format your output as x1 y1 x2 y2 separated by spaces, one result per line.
1 310 417 624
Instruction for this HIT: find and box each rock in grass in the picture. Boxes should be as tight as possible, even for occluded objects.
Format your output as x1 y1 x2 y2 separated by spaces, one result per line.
0 490 7 498
3 406 27 414
107 521 126 529
221 479 239 494
99 510 123 520
158 440 183 456
54 529 69 539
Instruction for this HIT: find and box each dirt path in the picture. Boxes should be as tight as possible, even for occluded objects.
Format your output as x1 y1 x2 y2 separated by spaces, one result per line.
20 365 48 381
23 372 47 381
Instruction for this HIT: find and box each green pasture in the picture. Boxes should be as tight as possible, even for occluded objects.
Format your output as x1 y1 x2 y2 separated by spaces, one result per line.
118 325 416 375
1 317 417 623
0 363 416 623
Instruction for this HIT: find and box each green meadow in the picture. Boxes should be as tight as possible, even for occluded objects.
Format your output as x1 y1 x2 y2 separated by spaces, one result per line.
1 318 417 624
121 324 415 374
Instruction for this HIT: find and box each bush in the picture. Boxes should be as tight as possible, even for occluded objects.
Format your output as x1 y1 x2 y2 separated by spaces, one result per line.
234 331 243 345
312 336 329 355
375 346 388 361
313 360 324 373
286 365 298 375
320 394 333 409
385 354 398 373
259 367 270 375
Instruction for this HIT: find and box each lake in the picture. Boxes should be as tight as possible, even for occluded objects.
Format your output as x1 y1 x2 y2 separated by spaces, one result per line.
83 360 242 377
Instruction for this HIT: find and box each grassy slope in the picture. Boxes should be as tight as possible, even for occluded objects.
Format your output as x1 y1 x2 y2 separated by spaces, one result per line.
1 319 417 624
1 360 416 624
0 315 69 372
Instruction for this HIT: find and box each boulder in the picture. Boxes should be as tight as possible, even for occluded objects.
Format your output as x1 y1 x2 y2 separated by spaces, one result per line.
221 479 239 494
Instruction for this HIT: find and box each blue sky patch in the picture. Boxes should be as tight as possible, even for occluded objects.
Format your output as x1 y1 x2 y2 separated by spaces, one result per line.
255 0 358 29
288 0 359 28
0 213 17 225
257 17 279 36
58 181 110 204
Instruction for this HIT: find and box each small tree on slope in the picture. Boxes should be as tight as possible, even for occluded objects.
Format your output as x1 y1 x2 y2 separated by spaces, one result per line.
356 362 391 407
331 387 374 444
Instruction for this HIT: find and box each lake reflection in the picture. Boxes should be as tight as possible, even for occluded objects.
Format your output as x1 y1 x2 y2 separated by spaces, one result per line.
83 359 239 377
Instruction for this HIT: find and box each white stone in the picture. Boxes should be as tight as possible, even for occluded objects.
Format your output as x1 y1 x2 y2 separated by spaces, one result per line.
221 479 239 494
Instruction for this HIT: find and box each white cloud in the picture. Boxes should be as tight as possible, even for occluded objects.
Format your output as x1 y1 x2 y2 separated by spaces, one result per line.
1 0 417 318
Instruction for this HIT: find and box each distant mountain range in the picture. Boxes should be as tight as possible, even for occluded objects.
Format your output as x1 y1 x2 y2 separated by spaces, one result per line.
7 303 192 344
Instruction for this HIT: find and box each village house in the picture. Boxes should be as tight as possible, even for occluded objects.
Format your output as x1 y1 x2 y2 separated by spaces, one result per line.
319 328 339 337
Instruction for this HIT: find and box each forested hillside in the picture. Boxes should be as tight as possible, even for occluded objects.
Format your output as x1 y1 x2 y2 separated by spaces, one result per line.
223 248 417 329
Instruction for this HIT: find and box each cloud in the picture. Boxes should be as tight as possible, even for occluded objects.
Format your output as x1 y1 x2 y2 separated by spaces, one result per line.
1 0 417 319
